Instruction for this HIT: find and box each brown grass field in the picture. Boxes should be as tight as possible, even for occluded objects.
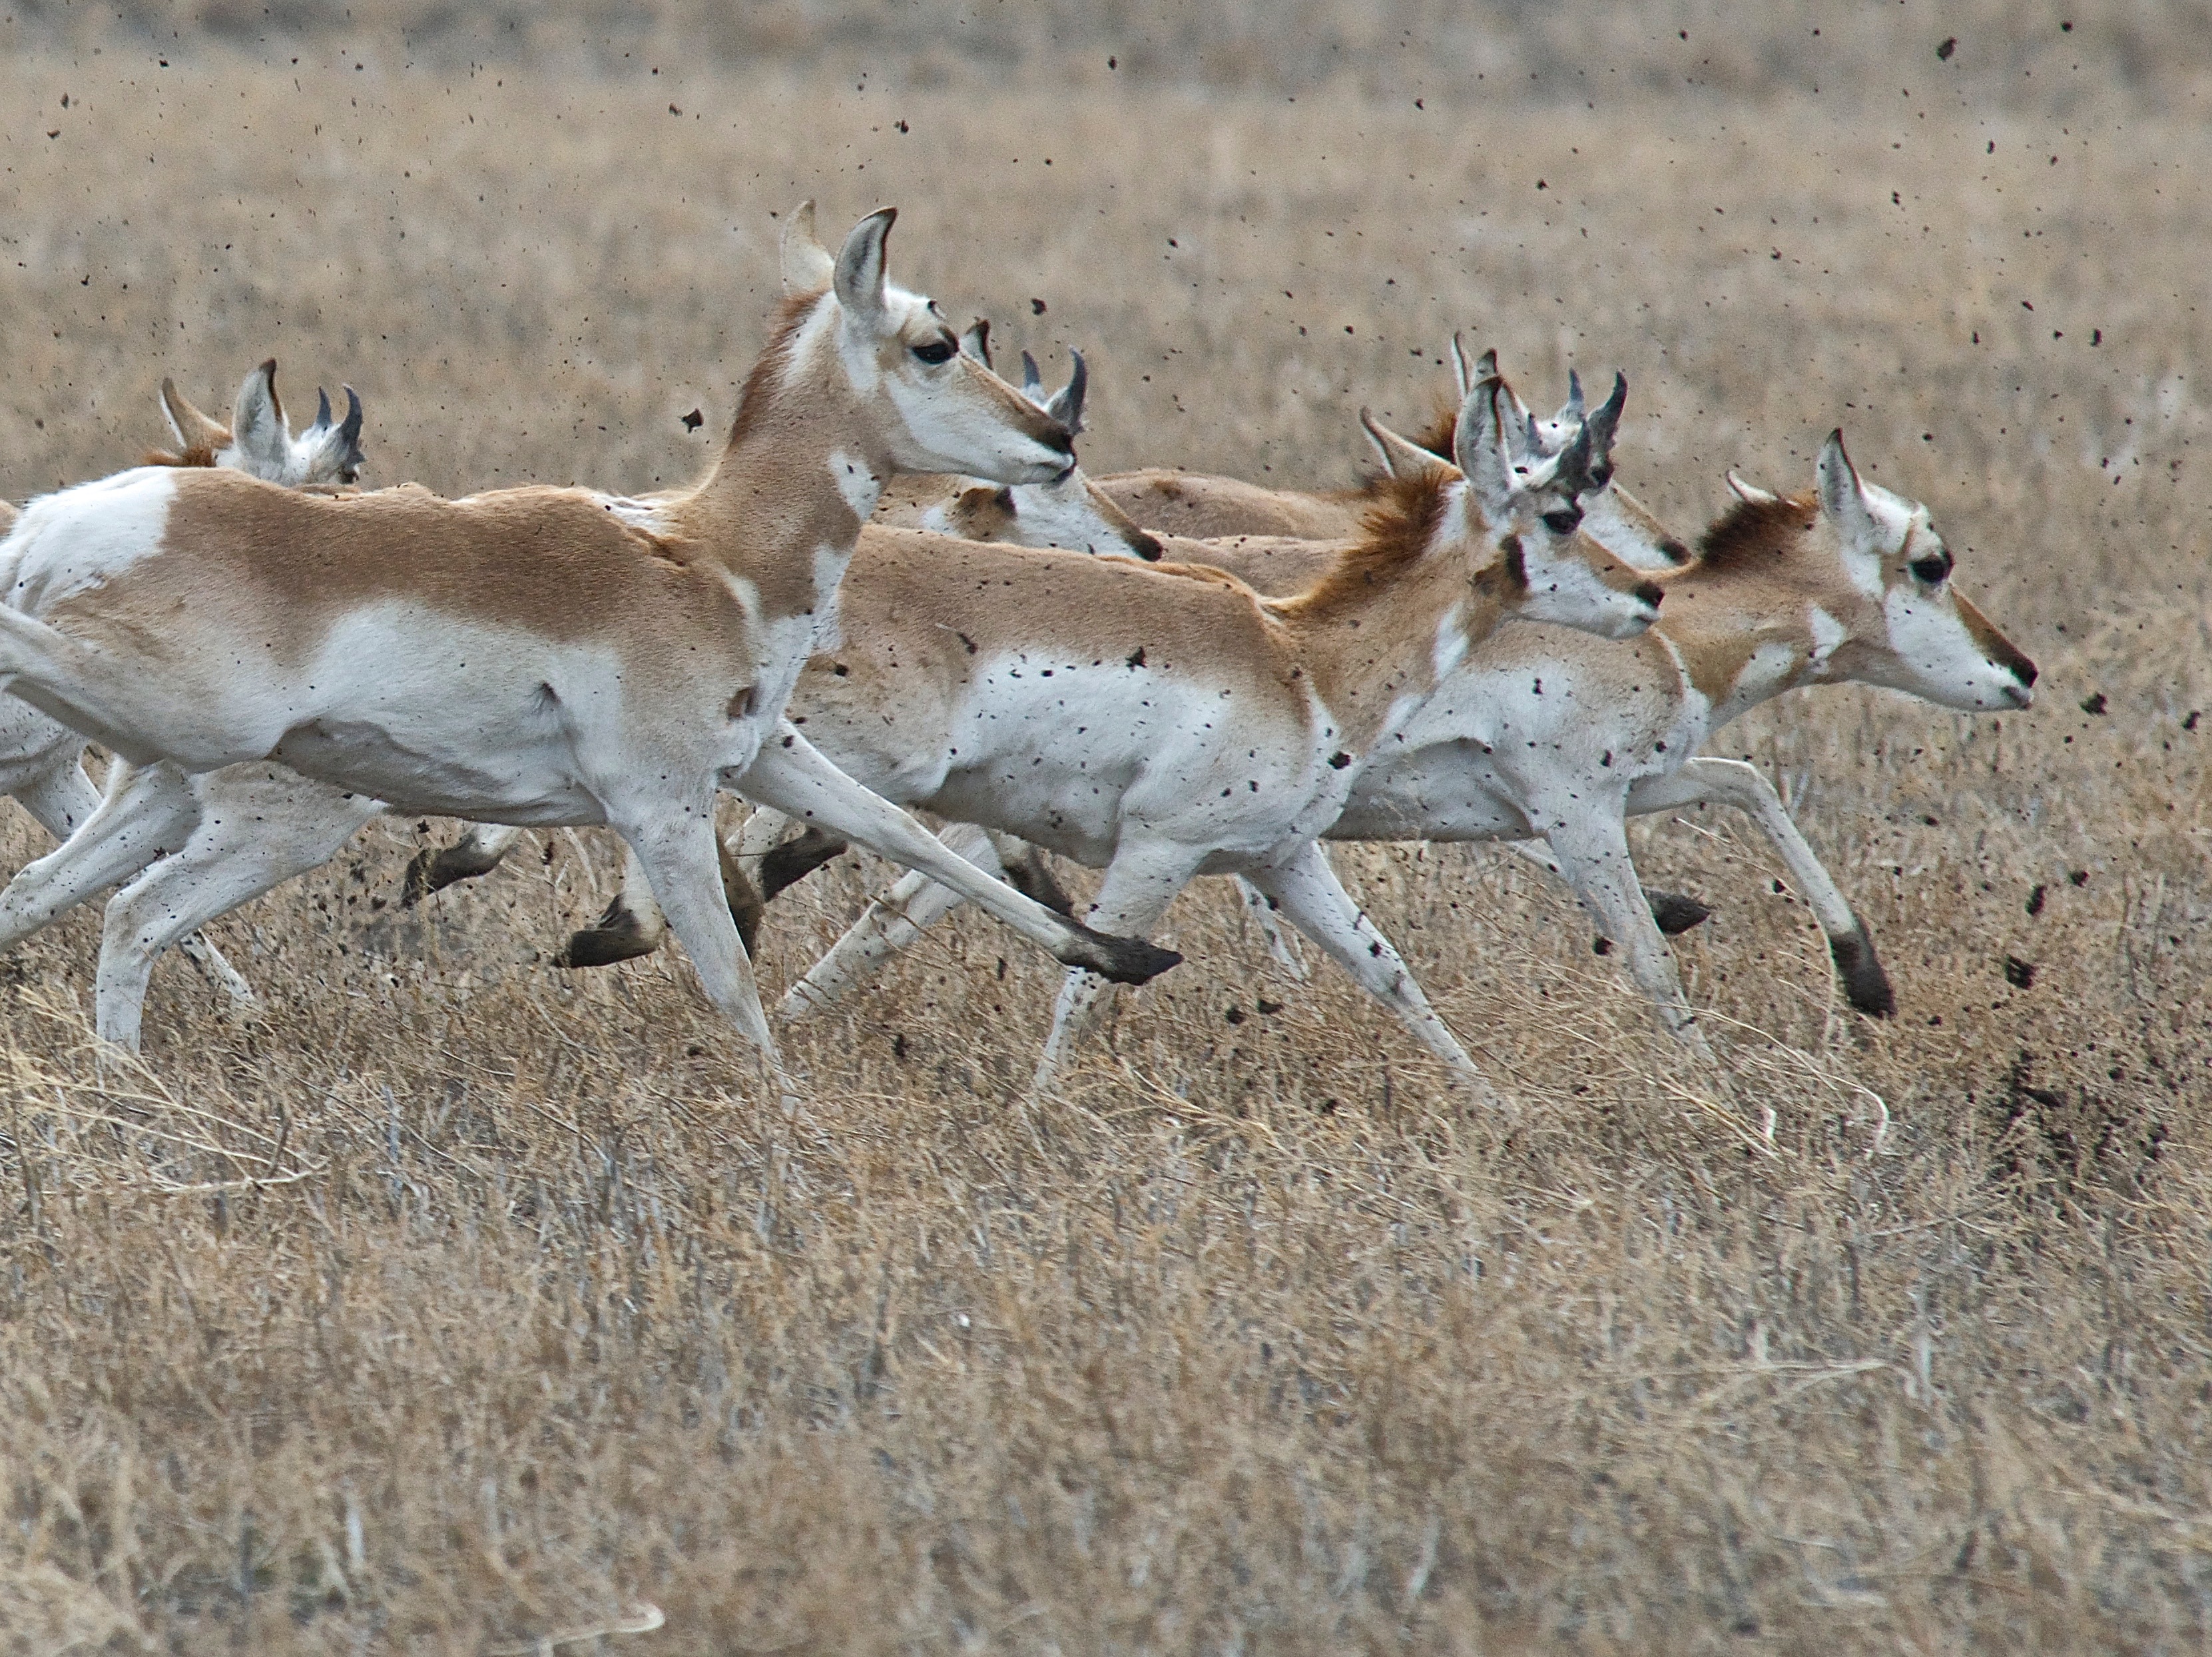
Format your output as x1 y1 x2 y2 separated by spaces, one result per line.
0 5 2207 1651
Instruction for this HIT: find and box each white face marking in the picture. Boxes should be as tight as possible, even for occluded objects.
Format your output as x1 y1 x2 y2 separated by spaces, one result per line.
1432 601 1469 683
827 449 883 522
1515 533 1653 641
1577 488 1679 573
809 540 850 651
1880 583 2018 709
1808 605 1846 668
1001 477 1147 555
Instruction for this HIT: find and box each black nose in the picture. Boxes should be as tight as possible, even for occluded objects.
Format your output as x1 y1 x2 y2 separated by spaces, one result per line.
1039 416 1075 459
1131 530 1164 561
2014 657 2039 689
1633 581 1665 610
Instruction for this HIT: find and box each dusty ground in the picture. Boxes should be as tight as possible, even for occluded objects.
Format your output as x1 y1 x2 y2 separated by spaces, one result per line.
0 6 2207 1652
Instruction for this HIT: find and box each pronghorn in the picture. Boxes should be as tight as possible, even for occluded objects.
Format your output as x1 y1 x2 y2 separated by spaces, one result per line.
0 204 1179 1077
1203 428 2036 1040
396 324 1156 915
752 374 1661 1098
0 360 364 1002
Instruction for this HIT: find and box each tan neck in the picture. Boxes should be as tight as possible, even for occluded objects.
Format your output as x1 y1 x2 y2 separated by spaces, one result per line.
666 297 888 622
1651 560 1827 725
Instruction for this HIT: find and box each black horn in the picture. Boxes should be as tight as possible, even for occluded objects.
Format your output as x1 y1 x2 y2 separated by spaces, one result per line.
1045 349 1089 435
314 386 334 430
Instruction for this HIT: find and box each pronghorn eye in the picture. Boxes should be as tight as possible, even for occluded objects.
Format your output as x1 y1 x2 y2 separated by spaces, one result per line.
911 338 957 366
1909 554 1952 586
1541 508 1582 536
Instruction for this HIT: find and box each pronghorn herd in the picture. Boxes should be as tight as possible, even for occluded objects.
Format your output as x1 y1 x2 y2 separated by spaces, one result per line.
0 203 2034 1106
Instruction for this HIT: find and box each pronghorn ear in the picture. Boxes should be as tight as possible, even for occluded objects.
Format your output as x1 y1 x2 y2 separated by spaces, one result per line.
337 385 366 473
959 318 993 368
1816 429 1878 545
1448 333 1476 399
1581 372 1628 470
1454 376 1520 521
832 207 896 326
1043 350 1089 434
158 376 227 452
1725 469 1780 505
227 360 290 471
780 200 836 296
1360 406 1457 484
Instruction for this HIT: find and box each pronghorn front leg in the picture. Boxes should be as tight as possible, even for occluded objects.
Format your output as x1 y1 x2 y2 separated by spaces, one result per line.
780 822 1005 1020
612 805 793 1108
1232 874 1310 980
734 724 1180 985
1239 840 1498 1102
1031 841 1206 1097
1535 808 1713 1058
1625 757 1894 1016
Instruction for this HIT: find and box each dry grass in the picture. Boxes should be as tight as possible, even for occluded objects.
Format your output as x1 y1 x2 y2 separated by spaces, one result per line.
0 9 2208 1652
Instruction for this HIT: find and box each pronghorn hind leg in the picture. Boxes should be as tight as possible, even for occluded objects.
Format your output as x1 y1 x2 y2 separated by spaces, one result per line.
780 823 1001 1022
1241 841 1498 1102
615 807 793 1108
1628 757 1893 1016
1031 841 1205 1098
993 834 1075 918
1501 836 1711 941
95 773 382 1052
735 723 1179 985
11 755 102 842
757 825 848 903
1537 808 1713 1058
402 822 527 906
0 761 204 954
1234 873 1309 980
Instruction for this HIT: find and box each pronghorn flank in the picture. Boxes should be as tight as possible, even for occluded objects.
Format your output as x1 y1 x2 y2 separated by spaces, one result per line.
765 374 1660 1098
0 204 1179 1072
1227 427 2036 1042
0 359 365 1003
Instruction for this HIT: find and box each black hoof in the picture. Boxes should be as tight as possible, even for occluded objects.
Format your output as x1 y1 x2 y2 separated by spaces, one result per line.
1070 926 1182 986
554 925 659 970
1649 890 1713 935
1830 921 1896 1017
758 827 849 903
400 840 505 906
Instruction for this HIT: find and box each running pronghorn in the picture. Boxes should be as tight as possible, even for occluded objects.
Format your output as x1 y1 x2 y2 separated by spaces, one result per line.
395 322 1156 914
757 373 1659 1098
0 204 1179 1078
0 360 363 1001
1205 427 2036 1042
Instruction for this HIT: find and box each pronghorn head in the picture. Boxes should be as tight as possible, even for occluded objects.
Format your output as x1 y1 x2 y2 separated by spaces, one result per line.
968 341 1162 558
1709 433 2036 712
1454 372 1663 640
152 360 366 486
778 202 1075 486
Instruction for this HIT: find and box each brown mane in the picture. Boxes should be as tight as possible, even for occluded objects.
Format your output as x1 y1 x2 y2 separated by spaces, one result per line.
1273 466 1456 619
723 288 830 452
1693 491 1817 571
